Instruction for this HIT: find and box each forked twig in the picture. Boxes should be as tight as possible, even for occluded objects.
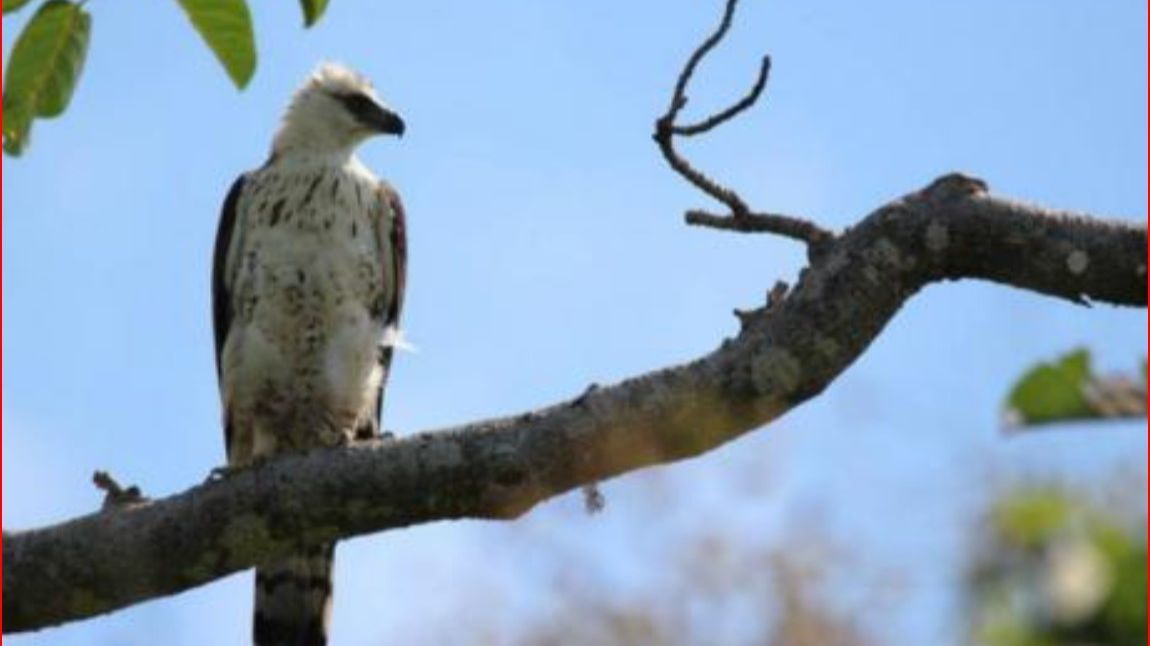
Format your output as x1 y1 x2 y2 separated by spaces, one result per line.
654 0 834 252
673 55 771 137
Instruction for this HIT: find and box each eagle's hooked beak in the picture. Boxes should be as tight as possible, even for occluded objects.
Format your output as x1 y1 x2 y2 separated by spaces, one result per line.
371 105 405 137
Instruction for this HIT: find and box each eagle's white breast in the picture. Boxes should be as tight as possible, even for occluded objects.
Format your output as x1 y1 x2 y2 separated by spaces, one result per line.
222 157 394 461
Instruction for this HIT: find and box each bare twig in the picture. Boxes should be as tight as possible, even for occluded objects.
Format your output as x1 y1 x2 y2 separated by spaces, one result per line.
663 0 741 123
686 209 833 250
654 0 834 250
672 55 772 137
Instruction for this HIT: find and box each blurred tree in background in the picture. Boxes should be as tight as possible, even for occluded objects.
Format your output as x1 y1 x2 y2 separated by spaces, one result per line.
510 530 878 646
967 484 1146 646
465 475 1145 646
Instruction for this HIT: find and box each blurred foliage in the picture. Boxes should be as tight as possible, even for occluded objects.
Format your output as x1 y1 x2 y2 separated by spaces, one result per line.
2 0 330 156
509 531 880 646
968 487 1147 646
506 353 1149 645
482 478 1144 646
1004 350 1147 428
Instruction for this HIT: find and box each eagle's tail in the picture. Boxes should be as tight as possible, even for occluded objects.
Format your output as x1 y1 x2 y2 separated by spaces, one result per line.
253 543 335 646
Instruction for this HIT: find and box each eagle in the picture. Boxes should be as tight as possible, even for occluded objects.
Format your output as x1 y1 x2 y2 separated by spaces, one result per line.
212 63 407 646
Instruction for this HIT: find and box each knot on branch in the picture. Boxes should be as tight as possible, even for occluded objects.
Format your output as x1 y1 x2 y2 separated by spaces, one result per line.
93 470 149 511
733 306 762 330
732 280 792 331
921 173 989 204
767 280 790 308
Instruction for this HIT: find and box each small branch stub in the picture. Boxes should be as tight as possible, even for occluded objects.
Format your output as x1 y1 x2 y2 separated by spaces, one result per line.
93 471 148 510
582 483 606 514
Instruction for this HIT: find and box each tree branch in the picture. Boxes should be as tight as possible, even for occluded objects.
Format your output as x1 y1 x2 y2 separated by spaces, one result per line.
4 173 1145 633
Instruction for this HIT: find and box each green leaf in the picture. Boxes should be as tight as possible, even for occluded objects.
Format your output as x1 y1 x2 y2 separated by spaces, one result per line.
1005 349 1093 426
3 0 37 15
1004 349 1147 427
175 0 256 89
2 96 34 155
298 0 328 27
2 0 91 156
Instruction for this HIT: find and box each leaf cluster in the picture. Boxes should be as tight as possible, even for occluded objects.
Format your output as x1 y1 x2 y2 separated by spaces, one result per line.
1 0 330 155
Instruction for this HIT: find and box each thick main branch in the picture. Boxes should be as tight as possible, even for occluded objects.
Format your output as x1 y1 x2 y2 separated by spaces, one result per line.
4 174 1145 633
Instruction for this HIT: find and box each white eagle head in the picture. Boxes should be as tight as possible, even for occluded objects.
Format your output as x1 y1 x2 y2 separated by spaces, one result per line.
272 63 405 157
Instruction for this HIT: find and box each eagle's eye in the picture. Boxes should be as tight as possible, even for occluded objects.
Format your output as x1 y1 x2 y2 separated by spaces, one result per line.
336 92 377 119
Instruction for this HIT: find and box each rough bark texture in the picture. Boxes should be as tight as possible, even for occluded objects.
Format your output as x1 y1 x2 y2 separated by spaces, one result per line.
4 174 1146 633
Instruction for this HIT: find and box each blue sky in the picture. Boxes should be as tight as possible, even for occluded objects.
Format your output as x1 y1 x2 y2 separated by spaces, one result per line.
3 1 1146 644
